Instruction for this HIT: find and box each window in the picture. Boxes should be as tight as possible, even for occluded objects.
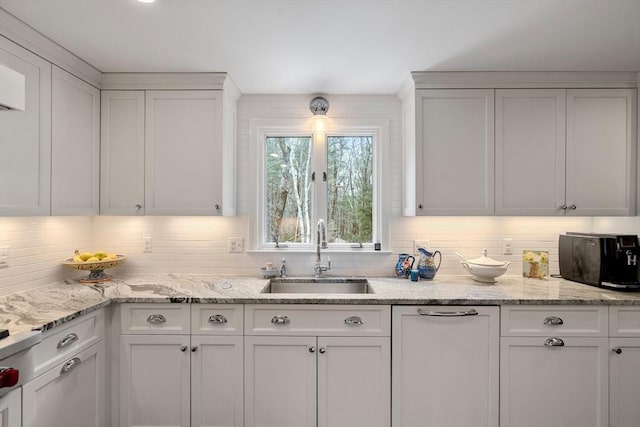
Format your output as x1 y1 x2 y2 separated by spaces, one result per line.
257 120 384 249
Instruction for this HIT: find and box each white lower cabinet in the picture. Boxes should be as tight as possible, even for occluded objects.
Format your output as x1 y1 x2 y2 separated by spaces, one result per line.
0 388 22 427
23 340 106 427
500 306 609 427
244 305 390 427
119 304 244 427
392 305 499 427
610 338 640 427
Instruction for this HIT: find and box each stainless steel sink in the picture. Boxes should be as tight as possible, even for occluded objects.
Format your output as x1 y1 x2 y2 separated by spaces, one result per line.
262 278 373 294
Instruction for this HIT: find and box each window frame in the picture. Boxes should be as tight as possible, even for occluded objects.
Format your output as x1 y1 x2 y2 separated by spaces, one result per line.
252 118 387 251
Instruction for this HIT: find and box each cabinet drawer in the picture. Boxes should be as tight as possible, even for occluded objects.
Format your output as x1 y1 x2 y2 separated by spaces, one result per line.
121 304 191 334
245 305 390 336
34 309 104 377
191 304 243 335
610 307 640 337
501 306 608 337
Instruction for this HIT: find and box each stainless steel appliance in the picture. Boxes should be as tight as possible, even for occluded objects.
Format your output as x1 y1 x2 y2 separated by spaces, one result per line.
559 232 640 290
0 330 41 426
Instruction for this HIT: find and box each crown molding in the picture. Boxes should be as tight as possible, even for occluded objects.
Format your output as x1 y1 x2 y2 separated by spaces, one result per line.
100 72 239 91
0 8 102 88
412 71 639 89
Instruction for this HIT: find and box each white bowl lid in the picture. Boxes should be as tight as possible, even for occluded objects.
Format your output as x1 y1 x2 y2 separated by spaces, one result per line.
465 249 509 267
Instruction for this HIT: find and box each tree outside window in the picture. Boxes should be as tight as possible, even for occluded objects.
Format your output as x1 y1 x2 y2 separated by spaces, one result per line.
265 134 374 246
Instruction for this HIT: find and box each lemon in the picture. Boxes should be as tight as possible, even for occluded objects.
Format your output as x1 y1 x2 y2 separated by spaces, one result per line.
86 257 100 262
79 252 93 261
94 251 107 260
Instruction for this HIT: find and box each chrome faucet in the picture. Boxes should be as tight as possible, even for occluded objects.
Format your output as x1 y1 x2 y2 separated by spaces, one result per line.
314 219 331 277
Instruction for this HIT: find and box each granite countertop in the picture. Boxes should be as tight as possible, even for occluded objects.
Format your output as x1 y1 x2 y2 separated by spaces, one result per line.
2 273 640 335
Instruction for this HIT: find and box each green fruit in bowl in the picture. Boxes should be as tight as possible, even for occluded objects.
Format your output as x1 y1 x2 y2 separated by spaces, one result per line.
79 252 93 261
94 251 107 260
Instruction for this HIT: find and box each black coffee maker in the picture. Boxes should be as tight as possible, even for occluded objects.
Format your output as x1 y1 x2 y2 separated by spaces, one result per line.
559 233 640 290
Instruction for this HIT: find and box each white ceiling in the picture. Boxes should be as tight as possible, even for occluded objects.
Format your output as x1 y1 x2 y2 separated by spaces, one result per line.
1 0 639 94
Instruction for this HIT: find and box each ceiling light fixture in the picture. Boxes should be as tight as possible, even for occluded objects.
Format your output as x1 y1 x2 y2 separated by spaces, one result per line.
137 0 156 3
309 96 329 133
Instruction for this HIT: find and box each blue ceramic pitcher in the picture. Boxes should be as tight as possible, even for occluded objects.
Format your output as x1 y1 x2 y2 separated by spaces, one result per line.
417 247 442 279
395 253 415 278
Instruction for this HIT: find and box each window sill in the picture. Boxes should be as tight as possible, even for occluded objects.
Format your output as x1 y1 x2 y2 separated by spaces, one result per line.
246 249 392 255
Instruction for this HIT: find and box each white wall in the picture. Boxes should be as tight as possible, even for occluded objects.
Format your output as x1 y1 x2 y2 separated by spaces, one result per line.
1 94 637 295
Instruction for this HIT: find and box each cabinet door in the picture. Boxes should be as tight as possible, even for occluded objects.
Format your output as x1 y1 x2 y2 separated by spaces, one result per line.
495 89 566 215
120 335 190 427
51 65 100 215
191 336 243 427
415 89 494 215
100 91 145 215
244 336 316 427
317 336 390 427
23 340 105 427
145 91 223 215
0 388 21 427
392 306 499 427
500 336 609 427
0 36 51 216
566 88 637 216
610 338 640 427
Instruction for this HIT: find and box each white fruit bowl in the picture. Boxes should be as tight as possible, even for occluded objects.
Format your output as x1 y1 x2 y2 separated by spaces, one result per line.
61 255 127 283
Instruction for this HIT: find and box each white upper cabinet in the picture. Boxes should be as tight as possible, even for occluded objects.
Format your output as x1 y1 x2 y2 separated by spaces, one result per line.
495 89 567 215
51 65 100 215
0 36 51 216
565 89 637 216
145 90 223 215
415 89 495 215
100 91 145 215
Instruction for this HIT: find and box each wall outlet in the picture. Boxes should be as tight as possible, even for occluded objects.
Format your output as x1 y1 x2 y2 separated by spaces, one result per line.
503 238 513 255
414 240 429 253
143 236 153 253
228 237 244 253
0 246 8 269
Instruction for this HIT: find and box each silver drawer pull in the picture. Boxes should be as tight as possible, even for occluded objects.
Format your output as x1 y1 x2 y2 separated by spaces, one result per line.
344 316 364 326
57 333 79 349
271 315 290 325
417 308 479 317
543 316 564 326
544 337 565 347
60 357 81 374
147 314 167 324
612 347 622 354
208 314 228 324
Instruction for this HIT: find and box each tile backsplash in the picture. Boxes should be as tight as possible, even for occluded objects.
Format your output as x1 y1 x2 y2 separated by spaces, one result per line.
4 213 635 296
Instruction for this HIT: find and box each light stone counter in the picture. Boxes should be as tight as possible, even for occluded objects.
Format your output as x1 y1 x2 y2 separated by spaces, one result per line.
1 273 640 335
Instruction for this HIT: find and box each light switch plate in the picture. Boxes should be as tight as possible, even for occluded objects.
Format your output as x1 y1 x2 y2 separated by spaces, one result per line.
503 238 513 255
228 237 244 253
143 236 153 253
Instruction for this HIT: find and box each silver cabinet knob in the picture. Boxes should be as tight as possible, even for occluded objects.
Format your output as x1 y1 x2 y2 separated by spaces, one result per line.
214 204 221 210
271 315 290 325
60 357 82 374
612 347 622 355
544 337 565 347
180 345 188 352
418 204 424 209
191 346 198 352
319 347 326 354
135 204 143 210
208 314 228 324
57 333 79 349
147 314 167 324
308 346 316 353
543 316 564 326
568 204 577 210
